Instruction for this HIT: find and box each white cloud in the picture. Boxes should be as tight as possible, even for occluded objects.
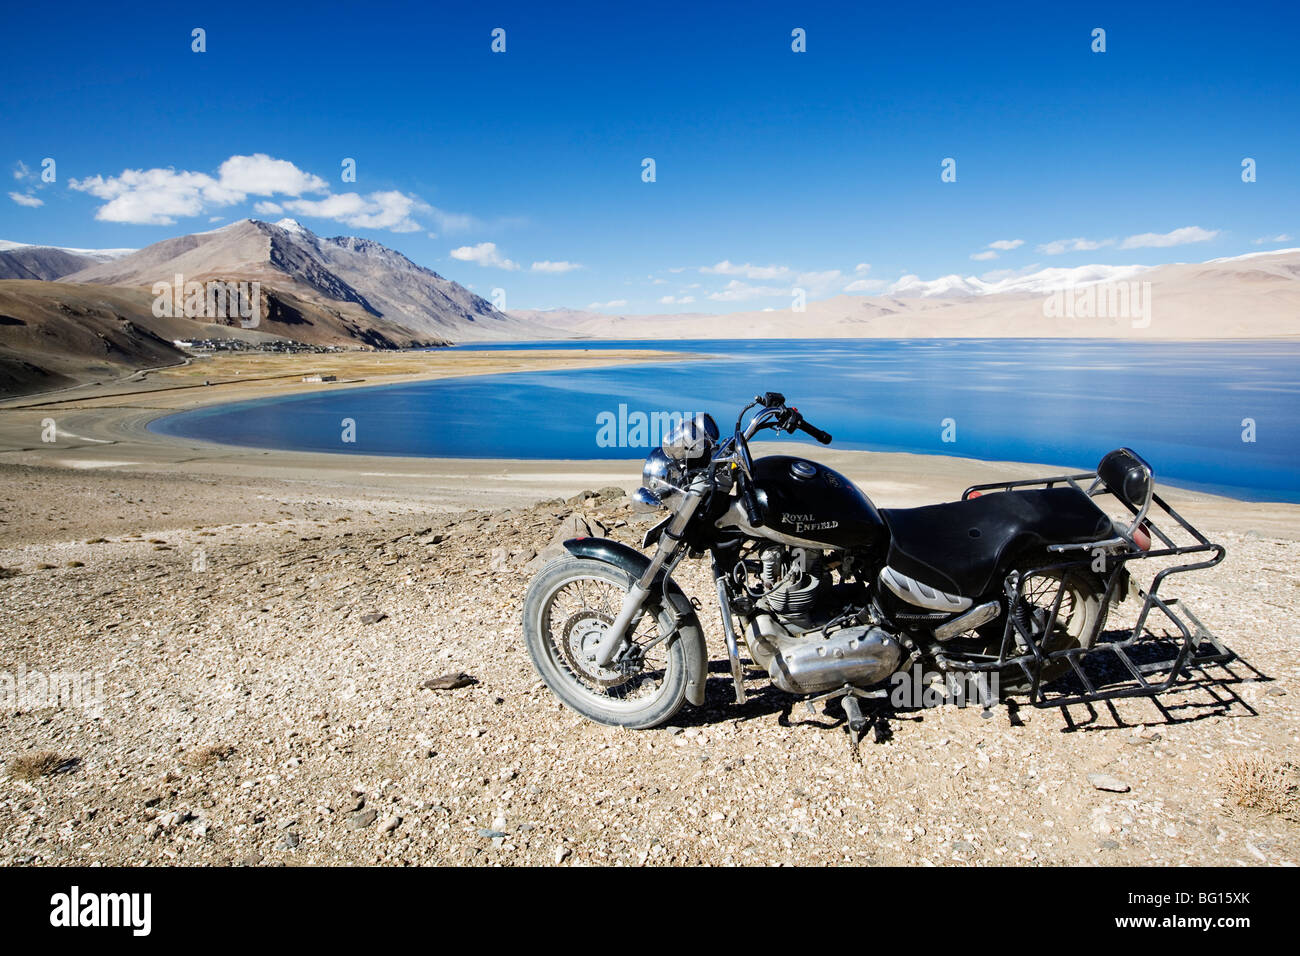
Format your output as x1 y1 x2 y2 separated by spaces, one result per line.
284 190 427 233
707 279 789 301
854 262 871 275
68 155 328 226
587 299 628 310
970 250 998 261
659 294 696 305
531 260 582 273
1253 233 1294 244
701 260 792 280
1038 237 1115 255
1119 225 1218 249
216 153 327 196
844 278 887 292
988 238 1024 251
449 241 519 270
12 161 32 182
8 191 43 208
66 154 460 234
68 168 243 225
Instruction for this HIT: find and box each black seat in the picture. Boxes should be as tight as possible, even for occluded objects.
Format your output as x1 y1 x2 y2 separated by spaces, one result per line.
880 487 1112 599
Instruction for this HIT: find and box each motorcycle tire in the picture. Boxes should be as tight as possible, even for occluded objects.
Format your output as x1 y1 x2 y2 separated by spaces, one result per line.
523 555 689 729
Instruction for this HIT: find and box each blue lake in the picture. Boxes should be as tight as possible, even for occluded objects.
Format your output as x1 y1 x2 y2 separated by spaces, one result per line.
149 339 1300 502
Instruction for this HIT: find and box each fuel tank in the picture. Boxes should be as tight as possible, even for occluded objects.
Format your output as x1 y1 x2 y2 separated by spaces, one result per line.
750 455 888 550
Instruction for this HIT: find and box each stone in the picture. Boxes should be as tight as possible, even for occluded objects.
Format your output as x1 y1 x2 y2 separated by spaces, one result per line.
421 672 477 691
1087 773 1131 793
349 808 379 829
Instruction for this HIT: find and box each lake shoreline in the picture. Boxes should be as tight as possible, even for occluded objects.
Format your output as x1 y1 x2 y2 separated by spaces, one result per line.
0 343 1294 538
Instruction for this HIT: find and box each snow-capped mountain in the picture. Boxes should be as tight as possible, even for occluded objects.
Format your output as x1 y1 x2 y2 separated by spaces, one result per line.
0 240 136 280
885 263 1153 298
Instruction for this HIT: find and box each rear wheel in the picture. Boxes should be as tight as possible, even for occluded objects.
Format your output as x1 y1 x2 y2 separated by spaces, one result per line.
988 564 1107 693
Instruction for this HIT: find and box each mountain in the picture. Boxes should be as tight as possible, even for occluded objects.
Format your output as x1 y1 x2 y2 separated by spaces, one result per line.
511 249 1300 340
63 218 551 342
0 281 189 396
0 240 135 281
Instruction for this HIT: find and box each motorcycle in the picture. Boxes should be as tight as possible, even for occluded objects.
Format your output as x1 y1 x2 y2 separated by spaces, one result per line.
522 392 1231 738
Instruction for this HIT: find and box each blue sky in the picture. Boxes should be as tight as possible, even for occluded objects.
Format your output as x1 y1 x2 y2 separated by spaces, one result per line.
2 0 1297 313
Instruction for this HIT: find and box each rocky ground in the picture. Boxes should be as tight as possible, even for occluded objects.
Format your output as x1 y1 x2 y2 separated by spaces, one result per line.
1 462 1297 866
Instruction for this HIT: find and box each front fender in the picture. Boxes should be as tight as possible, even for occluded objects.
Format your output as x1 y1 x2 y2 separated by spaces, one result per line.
562 537 708 707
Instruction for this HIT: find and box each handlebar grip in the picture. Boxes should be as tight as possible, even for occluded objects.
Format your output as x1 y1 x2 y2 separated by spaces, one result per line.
799 420 833 445
739 475 765 528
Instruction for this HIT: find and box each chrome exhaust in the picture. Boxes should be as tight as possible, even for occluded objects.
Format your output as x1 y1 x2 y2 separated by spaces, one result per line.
933 601 1000 642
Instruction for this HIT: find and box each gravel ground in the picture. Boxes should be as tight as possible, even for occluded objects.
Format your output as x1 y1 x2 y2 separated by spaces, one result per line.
1 462 1297 866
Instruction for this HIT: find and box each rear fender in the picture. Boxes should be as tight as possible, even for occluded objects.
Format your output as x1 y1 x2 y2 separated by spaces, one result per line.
562 537 708 706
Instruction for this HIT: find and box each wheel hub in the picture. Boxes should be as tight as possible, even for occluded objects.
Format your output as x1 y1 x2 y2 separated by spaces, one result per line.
559 610 629 687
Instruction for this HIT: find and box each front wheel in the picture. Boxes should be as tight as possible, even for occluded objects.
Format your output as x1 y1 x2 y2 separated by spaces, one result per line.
522 555 688 729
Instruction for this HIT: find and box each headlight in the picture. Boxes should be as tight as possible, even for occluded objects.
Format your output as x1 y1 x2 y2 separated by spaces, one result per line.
661 413 720 462
642 448 685 507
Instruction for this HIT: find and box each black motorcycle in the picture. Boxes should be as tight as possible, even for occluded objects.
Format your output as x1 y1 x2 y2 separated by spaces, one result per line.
522 392 1229 735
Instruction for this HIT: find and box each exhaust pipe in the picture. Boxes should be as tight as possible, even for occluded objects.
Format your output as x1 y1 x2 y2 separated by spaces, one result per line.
933 601 1000 642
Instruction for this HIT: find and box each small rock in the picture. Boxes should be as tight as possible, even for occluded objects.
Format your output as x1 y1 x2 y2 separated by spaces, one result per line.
359 611 387 625
379 814 402 834
278 831 301 850
349 809 379 829
478 828 507 839
421 672 477 691
554 845 571 864
1088 773 1131 793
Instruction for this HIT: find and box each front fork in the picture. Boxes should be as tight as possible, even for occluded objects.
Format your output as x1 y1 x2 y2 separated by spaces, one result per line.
712 558 748 704
591 488 703 668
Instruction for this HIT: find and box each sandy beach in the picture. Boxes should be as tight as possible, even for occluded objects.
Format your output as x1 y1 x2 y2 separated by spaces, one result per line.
1 350 1298 866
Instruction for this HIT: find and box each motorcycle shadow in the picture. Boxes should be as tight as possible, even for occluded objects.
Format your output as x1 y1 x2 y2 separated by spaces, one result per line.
1028 627 1274 734
675 627 1274 740
672 660 920 739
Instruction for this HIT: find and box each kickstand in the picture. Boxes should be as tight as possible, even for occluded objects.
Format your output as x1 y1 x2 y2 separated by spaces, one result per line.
808 684 889 751
842 693 868 742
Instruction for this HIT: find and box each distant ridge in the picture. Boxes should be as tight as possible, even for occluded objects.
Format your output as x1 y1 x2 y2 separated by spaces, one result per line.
510 248 1300 340
62 218 554 343
0 241 135 281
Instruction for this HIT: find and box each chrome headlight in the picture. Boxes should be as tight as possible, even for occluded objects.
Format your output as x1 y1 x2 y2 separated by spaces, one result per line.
641 447 685 508
661 413 720 462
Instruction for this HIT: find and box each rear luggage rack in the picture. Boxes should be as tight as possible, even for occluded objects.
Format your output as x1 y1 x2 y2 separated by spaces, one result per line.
936 459 1240 708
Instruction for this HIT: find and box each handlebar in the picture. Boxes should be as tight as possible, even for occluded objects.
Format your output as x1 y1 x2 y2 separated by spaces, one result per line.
796 418 833 445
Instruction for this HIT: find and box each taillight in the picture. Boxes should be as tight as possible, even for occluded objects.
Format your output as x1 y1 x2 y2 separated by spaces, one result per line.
1133 522 1152 551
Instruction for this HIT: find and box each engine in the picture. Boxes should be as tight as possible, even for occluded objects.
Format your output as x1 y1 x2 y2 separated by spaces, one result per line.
739 546 903 695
